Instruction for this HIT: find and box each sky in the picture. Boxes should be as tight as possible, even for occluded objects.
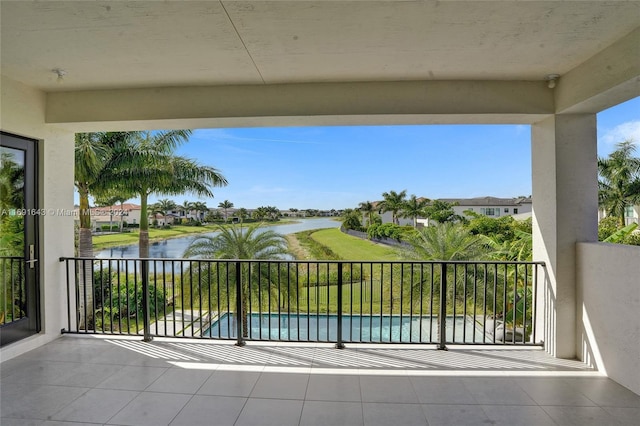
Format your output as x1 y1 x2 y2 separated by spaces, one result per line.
88 96 639 211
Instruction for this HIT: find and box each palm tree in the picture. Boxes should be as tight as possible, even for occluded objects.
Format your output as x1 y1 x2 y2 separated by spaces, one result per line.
218 200 234 222
406 222 488 261
192 201 208 221
237 208 249 223
265 205 280 221
153 198 177 216
183 223 290 337
180 200 194 220
402 195 430 228
101 130 228 258
358 201 376 227
598 140 640 226
378 190 407 225
75 132 124 327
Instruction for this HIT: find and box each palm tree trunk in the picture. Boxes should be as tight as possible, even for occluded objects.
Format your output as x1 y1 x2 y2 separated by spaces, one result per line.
139 193 150 258
77 186 94 329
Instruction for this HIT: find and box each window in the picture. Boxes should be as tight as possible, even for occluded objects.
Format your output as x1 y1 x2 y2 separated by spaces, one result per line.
482 208 497 216
625 206 635 217
513 208 518 214
504 208 509 213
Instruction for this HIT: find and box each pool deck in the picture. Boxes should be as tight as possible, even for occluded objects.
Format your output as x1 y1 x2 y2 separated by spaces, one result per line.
2 334 639 425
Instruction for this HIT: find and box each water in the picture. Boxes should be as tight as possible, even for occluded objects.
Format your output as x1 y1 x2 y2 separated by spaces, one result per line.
205 313 487 343
96 218 339 259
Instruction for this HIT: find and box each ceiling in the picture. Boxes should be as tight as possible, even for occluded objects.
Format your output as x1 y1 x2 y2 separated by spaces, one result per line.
1 1 638 92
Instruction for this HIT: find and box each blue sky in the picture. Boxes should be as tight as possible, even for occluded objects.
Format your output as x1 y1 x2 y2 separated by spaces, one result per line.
92 97 639 210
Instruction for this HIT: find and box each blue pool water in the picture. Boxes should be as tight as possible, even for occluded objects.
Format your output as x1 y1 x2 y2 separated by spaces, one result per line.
204 313 487 343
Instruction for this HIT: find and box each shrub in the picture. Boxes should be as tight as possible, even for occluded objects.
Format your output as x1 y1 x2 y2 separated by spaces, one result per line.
367 223 403 241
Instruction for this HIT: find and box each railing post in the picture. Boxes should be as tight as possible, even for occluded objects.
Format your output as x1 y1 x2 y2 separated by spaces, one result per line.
235 261 245 346
438 262 448 351
141 259 152 342
335 262 345 349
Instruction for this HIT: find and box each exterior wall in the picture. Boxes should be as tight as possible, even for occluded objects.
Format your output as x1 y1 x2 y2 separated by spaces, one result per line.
379 211 412 226
576 242 640 395
454 203 532 218
598 205 640 226
0 76 75 360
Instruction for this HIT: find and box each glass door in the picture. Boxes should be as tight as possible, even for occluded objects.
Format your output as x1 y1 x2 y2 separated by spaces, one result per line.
1 132 40 346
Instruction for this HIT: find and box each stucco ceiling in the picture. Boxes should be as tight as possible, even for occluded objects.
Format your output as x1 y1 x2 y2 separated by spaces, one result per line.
1 1 639 92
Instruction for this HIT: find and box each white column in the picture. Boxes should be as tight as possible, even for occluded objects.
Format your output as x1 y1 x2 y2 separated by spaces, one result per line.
531 114 598 359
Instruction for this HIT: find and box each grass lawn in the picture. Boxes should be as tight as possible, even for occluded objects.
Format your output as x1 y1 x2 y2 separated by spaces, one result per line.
309 228 401 261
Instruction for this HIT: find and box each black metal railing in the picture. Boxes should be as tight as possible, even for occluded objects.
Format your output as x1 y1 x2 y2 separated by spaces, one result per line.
1 256 25 326
60 257 545 348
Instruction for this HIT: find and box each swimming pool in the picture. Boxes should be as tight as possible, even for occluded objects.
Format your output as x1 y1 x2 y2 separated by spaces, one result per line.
203 313 488 343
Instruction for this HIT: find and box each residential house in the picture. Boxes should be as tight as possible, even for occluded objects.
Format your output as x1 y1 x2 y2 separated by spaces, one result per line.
598 205 640 226
73 203 142 231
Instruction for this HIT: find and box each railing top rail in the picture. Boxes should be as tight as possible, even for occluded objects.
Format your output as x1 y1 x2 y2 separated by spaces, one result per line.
0 256 23 260
59 256 545 266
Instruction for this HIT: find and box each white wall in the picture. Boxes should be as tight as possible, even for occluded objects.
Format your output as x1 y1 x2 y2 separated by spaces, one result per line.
531 114 599 359
0 76 75 360
576 242 640 395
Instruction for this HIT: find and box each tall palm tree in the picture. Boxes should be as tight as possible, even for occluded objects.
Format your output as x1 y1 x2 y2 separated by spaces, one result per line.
378 190 407 225
101 130 228 258
402 195 430 228
75 132 128 327
183 223 290 337
358 201 376 227
192 201 208 221
598 140 640 226
180 200 194 220
218 200 234 222
153 198 177 216
237 207 249 223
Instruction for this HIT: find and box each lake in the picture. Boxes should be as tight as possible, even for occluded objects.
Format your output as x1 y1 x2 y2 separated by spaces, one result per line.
95 218 340 259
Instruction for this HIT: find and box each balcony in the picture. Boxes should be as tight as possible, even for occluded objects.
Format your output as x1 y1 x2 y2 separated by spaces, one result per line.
4 257 637 425
1 2 639 422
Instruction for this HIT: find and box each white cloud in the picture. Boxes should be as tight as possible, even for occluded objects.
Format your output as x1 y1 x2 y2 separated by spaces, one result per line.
600 120 640 146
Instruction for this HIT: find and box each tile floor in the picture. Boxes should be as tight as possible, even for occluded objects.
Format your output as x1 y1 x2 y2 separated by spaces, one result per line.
1 335 638 425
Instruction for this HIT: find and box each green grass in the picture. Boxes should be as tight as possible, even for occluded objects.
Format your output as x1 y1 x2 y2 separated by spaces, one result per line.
309 228 401 261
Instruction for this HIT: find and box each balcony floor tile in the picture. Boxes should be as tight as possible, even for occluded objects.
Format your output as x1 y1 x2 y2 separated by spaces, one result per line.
1 335 638 426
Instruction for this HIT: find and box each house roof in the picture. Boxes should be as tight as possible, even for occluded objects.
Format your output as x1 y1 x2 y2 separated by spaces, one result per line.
439 197 532 207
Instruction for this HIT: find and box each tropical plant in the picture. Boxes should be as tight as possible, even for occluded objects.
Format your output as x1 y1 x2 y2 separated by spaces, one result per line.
358 201 376 227
192 201 208 221
100 130 227 257
378 190 407 225
218 200 234 222
237 208 249 223
153 198 177 216
74 132 130 326
180 200 194 219
405 222 488 261
603 223 638 243
367 223 404 241
598 140 640 227
183 223 290 337
402 194 430 228
423 200 462 224
341 208 362 231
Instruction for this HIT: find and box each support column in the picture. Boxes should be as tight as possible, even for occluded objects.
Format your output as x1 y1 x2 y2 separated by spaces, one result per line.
531 114 598 359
